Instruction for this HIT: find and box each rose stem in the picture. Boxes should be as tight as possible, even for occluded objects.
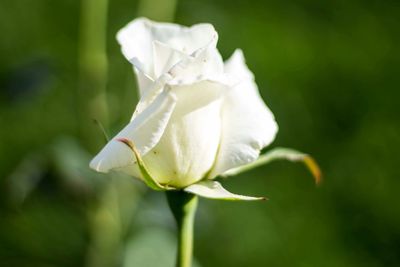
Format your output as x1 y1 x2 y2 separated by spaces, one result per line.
167 191 199 267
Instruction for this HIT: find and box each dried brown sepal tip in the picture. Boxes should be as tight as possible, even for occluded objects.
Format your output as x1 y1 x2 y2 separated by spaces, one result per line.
116 137 135 151
303 155 322 186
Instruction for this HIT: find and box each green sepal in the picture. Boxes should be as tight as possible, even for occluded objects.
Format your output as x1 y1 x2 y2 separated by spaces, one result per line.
116 138 167 191
222 147 322 185
184 180 266 201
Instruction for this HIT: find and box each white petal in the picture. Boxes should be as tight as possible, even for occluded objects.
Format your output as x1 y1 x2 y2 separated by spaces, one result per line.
116 17 217 80
141 80 226 188
152 40 188 79
130 73 172 121
209 49 278 178
90 89 177 173
130 41 224 121
132 64 154 97
184 180 265 201
223 49 254 81
167 40 224 86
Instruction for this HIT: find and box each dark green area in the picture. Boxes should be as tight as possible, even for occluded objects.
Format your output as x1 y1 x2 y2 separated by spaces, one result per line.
1 0 399 266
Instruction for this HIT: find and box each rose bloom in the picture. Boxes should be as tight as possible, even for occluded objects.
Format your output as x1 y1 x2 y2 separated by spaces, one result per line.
90 18 278 189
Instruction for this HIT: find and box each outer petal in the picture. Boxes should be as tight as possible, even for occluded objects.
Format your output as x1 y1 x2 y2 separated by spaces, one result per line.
209 49 278 178
130 73 172 121
116 17 217 81
141 80 227 188
89 89 177 173
131 63 154 97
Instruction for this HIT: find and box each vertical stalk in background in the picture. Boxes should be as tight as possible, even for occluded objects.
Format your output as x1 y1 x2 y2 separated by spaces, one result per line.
80 0 180 266
138 0 177 22
167 191 198 267
79 0 109 152
78 1 119 267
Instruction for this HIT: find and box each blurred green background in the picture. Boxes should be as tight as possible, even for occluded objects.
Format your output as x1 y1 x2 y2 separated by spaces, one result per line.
1 0 399 266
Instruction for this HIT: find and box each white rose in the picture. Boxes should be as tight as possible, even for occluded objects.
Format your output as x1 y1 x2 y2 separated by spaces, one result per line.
90 18 278 195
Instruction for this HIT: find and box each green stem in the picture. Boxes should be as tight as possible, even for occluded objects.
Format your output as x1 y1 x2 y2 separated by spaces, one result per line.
166 191 198 267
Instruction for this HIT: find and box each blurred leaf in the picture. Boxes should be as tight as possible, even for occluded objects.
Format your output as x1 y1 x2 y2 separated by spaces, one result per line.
123 228 175 267
123 228 201 267
6 153 47 205
85 175 145 267
51 137 104 194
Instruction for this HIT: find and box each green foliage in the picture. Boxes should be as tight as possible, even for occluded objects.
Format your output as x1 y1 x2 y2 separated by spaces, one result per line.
1 0 399 266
